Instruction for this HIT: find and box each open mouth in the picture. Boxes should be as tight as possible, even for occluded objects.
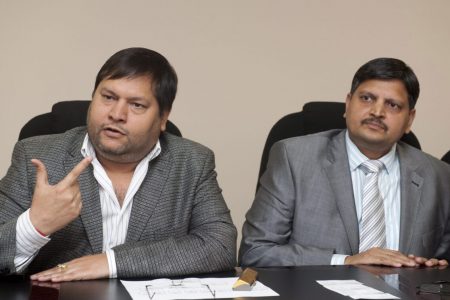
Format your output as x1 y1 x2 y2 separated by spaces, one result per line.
103 125 126 135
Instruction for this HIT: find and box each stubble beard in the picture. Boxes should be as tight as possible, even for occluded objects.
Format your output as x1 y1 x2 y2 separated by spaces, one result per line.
88 126 146 164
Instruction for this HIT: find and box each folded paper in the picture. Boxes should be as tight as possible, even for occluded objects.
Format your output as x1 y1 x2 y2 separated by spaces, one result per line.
232 268 258 291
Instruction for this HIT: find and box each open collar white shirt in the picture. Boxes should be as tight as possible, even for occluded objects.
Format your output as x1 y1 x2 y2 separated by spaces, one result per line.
14 134 161 278
81 134 161 277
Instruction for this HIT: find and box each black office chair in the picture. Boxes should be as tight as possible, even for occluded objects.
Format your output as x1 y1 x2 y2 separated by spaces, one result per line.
256 101 421 191
19 100 181 141
442 150 450 164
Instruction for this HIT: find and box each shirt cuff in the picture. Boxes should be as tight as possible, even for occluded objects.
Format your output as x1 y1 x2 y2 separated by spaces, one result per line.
17 209 51 254
105 249 117 278
331 254 348 265
15 209 51 272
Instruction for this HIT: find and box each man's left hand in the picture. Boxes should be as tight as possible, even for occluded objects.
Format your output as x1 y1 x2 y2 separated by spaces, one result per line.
30 254 109 282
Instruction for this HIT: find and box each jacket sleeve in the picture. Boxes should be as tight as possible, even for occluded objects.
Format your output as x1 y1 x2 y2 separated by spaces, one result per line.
112 149 237 278
239 141 335 267
0 141 34 275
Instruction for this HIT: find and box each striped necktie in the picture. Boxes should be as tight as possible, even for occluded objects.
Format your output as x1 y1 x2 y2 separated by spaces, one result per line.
359 160 386 252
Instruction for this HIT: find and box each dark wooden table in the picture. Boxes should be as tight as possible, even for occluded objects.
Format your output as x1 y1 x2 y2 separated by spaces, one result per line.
1 265 449 299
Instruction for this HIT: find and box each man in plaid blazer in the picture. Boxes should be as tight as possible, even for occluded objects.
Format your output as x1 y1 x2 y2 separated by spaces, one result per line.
0 47 236 281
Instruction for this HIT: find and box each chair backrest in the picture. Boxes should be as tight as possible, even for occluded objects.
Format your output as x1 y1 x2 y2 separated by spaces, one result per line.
19 100 181 140
256 101 421 191
442 150 450 164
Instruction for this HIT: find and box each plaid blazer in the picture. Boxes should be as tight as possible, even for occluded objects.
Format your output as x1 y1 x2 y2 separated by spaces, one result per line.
0 127 236 277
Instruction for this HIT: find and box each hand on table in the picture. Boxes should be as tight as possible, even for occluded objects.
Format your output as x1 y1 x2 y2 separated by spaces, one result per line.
407 254 448 268
30 254 109 282
345 248 416 267
29 157 92 236
345 247 448 268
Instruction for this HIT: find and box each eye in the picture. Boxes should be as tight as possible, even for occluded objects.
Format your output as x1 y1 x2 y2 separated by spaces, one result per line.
102 94 114 101
130 102 147 112
386 100 402 111
360 94 372 102
131 103 144 108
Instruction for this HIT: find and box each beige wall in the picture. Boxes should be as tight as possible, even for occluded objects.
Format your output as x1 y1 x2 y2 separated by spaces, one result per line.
1 0 450 245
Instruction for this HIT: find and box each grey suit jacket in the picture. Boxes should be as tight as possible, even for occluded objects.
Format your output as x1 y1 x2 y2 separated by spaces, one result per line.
239 129 450 266
0 127 236 277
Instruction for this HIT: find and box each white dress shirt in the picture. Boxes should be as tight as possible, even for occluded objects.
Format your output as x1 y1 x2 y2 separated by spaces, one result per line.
14 134 161 277
331 130 401 265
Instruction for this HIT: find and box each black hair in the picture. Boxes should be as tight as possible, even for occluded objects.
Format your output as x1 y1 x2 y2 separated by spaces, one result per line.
350 58 419 109
94 47 178 115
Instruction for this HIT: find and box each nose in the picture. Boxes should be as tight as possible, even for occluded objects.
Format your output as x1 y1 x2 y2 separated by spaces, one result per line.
370 100 385 118
109 100 128 122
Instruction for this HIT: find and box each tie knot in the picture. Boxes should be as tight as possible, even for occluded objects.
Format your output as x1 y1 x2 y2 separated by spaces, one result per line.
360 160 384 175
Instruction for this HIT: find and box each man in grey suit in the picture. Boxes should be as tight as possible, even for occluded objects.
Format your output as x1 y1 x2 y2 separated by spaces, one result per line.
0 47 236 281
240 58 450 268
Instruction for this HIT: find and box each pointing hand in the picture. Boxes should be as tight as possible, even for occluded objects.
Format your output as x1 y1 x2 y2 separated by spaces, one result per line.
29 157 92 236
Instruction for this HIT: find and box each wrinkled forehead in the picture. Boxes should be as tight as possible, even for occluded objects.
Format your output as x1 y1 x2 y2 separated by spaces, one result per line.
93 74 154 96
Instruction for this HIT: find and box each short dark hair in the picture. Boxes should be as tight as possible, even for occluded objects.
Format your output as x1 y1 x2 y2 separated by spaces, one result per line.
93 47 178 115
350 58 419 109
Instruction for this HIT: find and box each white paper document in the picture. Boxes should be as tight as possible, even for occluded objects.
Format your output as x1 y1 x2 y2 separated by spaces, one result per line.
317 280 400 299
121 277 279 300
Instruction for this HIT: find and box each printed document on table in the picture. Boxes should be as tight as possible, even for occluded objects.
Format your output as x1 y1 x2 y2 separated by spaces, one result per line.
121 277 279 300
317 280 400 299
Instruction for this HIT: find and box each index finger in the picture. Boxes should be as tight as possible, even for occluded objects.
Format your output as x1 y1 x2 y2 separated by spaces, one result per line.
60 157 93 185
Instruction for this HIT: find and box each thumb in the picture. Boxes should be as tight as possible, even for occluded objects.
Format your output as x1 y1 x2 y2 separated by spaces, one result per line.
31 159 49 186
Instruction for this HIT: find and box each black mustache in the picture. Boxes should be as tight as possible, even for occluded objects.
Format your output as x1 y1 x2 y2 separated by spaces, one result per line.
361 118 387 130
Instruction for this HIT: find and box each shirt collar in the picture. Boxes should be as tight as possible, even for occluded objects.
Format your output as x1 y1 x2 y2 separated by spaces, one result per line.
345 130 397 174
81 134 161 164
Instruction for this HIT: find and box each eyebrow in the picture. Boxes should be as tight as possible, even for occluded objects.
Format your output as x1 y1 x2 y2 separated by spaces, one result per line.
358 91 377 99
99 87 148 102
99 88 117 97
385 98 403 105
358 91 403 104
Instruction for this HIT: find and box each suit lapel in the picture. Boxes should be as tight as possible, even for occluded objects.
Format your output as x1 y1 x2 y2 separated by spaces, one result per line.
125 137 172 242
324 131 359 254
398 144 423 253
67 131 104 253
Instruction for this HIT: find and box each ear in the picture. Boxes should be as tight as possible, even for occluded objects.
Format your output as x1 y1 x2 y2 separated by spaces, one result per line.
404 108 416 134
159 110 170 132
344 93 352 118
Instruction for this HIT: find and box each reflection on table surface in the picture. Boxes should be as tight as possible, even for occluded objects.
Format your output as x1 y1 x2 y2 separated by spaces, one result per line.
1 265 450 300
